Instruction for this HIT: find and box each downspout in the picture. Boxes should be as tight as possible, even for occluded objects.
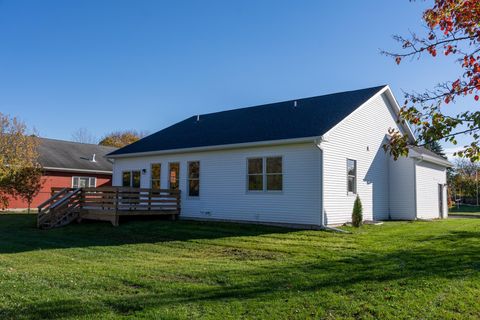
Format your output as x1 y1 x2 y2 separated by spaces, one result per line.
315 138 349 233
314 138 325 227
413 157 423 220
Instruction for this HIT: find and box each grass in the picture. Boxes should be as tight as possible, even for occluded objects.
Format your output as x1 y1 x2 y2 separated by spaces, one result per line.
449 204 480 216
0 214 479 319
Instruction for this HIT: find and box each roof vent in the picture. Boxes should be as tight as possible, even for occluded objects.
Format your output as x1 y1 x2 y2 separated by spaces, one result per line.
293 100 297 108
91 153 96 162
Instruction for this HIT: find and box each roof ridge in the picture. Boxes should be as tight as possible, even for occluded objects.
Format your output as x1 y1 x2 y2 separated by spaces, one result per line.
197 85 387 117
38 137 117 149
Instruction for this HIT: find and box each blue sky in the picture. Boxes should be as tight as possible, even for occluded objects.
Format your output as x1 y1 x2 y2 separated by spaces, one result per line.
0 0 464 154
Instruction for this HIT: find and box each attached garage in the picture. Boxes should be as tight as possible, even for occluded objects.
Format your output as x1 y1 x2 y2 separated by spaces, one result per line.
413 149 450 219
389 147 451 220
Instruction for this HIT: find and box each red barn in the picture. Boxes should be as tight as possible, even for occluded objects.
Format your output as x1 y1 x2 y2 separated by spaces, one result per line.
7 138 116 210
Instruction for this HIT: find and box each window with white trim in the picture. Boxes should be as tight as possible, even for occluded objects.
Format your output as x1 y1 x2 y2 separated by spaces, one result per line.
248 158 263 191
247 157 283 192
122 170 141 188
151 163 161 190
72 176 96 188
188 161 200 197
266 157 282 191
168 163 180 190
347 159 357 194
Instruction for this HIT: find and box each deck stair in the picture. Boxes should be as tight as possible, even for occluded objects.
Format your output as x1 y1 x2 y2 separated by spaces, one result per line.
37 187 181 229
37 188 82 229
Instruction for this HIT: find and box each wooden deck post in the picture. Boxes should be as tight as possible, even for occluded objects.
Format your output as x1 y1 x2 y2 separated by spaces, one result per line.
114 187 119 226
177 190 181 215
112 214 119 227
114 188 119 214
148 190 152 211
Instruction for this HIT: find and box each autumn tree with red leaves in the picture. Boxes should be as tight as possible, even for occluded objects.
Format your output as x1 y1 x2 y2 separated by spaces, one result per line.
383 0 480 161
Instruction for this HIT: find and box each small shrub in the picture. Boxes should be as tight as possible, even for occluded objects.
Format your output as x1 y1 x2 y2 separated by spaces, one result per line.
352 195 363 227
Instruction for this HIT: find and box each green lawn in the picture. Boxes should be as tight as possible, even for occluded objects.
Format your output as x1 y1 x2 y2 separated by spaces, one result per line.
449 204 480 216
0 215 479 319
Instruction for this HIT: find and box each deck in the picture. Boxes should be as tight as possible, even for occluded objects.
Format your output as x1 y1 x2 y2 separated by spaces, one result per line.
37 187 181 229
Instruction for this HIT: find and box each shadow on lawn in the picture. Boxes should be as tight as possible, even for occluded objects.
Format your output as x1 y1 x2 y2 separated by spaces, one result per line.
2 233 480 319
0 213 295 254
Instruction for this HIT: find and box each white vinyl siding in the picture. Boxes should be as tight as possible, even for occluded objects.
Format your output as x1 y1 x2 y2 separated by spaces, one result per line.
388 156 416 220
321 93 403 225
113 143 322 226
416 161 447 219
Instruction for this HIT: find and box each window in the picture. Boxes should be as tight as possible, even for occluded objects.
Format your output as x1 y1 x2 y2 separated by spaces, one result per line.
169 163 180 190
247 157 283 192
248 158 263 191
188 161 200 197
266 157 282 191
122 171 131 187
151 163 161 190
132 170 141 188
122 170 141 187
72 176 96 188
347 159 357 194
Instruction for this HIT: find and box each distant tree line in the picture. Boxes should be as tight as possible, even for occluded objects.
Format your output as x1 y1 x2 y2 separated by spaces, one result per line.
71 128 147 148
449 158 480 206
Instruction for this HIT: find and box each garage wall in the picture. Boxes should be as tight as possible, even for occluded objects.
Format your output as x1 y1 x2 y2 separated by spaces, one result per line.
415 161 447 219
388 156 416 220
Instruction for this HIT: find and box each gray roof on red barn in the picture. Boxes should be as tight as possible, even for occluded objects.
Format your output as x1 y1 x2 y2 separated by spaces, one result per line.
38 138 116 173
109 85 388 156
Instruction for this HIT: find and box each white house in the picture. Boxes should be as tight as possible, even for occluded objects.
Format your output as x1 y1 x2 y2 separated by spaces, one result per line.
107 85 451 227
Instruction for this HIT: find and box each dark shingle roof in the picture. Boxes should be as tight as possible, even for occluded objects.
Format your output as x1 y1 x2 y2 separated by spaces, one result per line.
109 85 386 156
38 138 116 172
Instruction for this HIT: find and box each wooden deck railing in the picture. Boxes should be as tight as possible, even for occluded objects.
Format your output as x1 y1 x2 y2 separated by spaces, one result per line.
84 187 181 213
40 187 181 229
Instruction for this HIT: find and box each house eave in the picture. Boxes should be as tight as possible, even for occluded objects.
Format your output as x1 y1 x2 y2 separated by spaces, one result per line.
107 136 320 159
409 153 452 168
43 167 113 175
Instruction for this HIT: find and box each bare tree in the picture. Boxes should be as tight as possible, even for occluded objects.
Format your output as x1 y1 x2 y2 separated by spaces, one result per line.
71 128 97 144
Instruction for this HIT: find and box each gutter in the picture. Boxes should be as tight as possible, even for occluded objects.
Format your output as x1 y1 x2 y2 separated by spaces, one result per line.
409 151 452 168
107 136 321 159
413 158 421 220
43 167 113 175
